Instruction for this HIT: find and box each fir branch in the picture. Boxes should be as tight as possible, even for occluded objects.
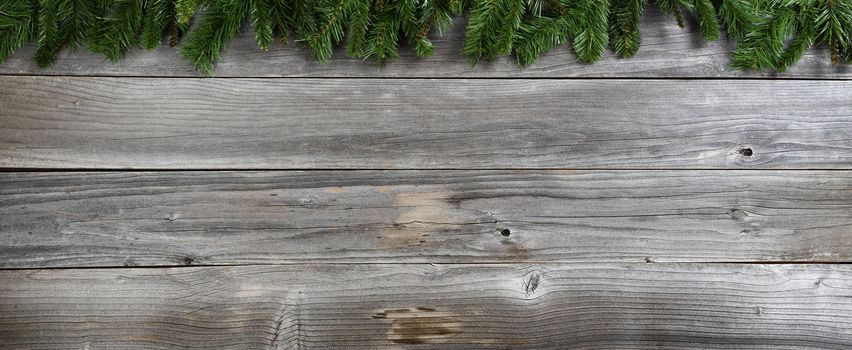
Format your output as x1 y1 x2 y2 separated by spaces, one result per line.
291 0 317 39
367 0 401 62
513 15 570 66
608 0 646 58
0 0 37 63
814 0 852 64
731 7 796 70
87 0 143 61
179 0 248 74
654 0 692 28
5 0 851 72
141 0 166 49
463 0 524 62
35 0 107 67
306 0 347 61
461 0 497 62
35 0 60 66
672 5 684 27
66 0 105 50
694 0 720 41
175 0 195 25
395 0 419 40
716 0 757 42
571 0 609 63
413 0 454 57
165 0 189 48
344 0 370 57
413 12 435 57
777 7 815 72
496 0 524 55
413 26 434 57
250 0 274 50
829 36 840 64
269 0 291 45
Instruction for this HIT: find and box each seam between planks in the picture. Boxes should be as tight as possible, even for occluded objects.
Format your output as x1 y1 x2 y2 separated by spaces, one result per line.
3 168 852 172
1 261 851 272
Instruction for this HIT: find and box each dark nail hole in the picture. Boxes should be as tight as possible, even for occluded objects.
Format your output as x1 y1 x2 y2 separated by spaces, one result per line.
739 148 753 157
500 229 511 237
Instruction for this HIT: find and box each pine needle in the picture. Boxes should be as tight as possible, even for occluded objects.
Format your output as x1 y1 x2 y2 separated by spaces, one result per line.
654 0 692 28
776 6 815 72
0 0 37 63
175 0 195 25
35 0 107 67
463 0 523 63
368 1 401 63
717 0 757 42
140 0 166 50
814 0 852 64
250 0 274 51
179 0 248 75
693 0 719 41
305 0 347 61
414 0 455 57
731 7 796 70
344 0 370 57
514 16 570 66
609 0 646 58
571 0 609 63
269 0 292 45
87 0 143 61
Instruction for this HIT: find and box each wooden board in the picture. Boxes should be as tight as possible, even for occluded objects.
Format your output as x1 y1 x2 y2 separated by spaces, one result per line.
2 263 851 349
1 10 849 78
2 170 850 268
2 77 851 170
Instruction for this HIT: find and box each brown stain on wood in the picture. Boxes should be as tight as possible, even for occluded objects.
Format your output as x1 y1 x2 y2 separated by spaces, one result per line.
392 192 457 224
374 307 462 344
506 242 530 261
325 187 346 193
377 191 459 249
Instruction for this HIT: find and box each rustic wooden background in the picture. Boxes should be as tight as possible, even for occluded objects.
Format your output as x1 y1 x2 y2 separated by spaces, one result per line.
1 11 851 349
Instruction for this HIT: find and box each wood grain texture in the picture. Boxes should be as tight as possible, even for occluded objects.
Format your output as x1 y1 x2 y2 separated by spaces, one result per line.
2 170 850 268
2 77 851 170
1 9 849 78
2 263 852 349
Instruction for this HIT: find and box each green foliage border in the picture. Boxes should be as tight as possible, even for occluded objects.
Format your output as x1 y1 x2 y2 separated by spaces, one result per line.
1 0 850 74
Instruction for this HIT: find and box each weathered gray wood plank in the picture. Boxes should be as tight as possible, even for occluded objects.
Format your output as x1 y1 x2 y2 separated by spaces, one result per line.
2 78 850 169
2 170 850 268
1 263 851 349
1 9 849 78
